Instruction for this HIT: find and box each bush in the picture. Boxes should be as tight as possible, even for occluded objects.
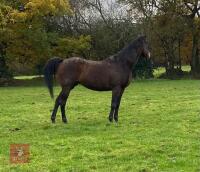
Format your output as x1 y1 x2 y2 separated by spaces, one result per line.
133 58 154 79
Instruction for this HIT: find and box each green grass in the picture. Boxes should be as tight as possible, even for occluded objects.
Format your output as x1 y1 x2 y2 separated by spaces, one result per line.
14 75 41 80
153 66 191 78
0 79 200 172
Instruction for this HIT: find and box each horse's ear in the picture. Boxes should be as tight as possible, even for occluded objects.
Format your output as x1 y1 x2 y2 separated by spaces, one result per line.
141 35 146 39
137 34 142 38
137 35 146 41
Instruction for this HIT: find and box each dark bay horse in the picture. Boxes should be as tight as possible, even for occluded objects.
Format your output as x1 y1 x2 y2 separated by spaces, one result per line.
44 36 150 123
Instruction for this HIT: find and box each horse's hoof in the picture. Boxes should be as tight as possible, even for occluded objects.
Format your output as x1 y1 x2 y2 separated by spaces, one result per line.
108 117 113 122
114 118 118 123
51 118 55 123
62 119 68 124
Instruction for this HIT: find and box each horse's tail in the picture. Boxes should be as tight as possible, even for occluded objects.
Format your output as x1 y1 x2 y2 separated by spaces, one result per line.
44 57 63 99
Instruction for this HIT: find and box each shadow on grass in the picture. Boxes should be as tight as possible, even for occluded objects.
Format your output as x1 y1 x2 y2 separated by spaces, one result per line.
38 120 123 139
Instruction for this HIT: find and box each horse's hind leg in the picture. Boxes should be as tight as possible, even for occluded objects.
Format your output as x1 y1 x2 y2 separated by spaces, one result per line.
60 83 78 123
60 86 72 123
51 92 62 123
51 86 71 123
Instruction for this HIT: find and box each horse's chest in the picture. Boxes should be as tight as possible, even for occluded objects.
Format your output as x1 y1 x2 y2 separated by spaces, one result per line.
127 72 132 85
122 72 132 87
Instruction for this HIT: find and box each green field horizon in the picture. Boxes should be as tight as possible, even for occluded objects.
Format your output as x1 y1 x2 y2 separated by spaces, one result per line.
0 79 199 171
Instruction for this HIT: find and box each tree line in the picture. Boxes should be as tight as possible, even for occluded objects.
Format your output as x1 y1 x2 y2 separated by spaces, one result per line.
0 0 199 78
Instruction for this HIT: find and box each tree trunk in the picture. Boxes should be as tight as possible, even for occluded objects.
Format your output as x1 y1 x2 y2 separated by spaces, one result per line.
178 39 182 70
166 57 175 77
166 46 176 77
0 43 11 79
191 33 200 77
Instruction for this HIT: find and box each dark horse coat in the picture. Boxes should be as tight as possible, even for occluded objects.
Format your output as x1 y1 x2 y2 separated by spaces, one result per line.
44 36 150 123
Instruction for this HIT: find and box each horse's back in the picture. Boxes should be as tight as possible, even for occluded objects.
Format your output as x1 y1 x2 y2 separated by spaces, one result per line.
56 57 84 85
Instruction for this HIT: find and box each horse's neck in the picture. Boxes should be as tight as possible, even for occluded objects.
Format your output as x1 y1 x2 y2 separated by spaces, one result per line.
106 40 141 70
117 48 140 70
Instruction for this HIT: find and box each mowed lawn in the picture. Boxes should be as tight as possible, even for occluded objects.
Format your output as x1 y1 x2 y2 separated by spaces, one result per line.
0 79 200 172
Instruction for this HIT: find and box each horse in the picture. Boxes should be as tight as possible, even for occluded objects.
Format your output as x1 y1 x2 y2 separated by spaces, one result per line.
44 36 151 124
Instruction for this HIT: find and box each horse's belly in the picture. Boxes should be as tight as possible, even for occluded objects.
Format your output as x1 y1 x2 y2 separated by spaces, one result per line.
79 69 114 91
80 77 112 91
81 83 112 91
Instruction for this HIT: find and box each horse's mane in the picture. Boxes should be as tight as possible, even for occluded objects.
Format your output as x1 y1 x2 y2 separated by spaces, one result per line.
105 36 144 63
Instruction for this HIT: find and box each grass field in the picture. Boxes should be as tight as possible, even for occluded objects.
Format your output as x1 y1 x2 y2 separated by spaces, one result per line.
0 79 200 172
153 66 191 78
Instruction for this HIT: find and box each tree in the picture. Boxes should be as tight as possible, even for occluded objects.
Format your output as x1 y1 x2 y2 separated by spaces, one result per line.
0 2 12 78
119 0 199 77
44 0 153 77
0 0 91 77
181 0 200 76
6 0 71 74
48 0 138 59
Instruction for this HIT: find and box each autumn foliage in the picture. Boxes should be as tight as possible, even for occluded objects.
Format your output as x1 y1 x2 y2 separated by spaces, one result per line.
0 0 91 75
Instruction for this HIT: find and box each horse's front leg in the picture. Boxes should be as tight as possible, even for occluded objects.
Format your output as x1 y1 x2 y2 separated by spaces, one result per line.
113 89 124 122
108 87 124 122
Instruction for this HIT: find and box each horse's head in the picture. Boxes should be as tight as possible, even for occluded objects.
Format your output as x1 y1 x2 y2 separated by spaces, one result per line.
137 36 151 59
